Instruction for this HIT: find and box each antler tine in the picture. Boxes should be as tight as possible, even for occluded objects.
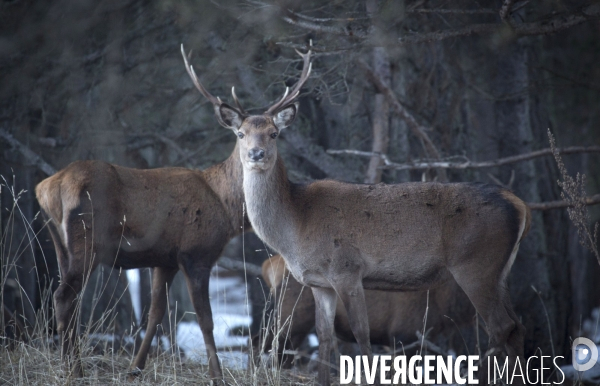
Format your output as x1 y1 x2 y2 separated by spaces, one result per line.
265 42 313 114
231 87 246 114
180 44 221 107
272 87 290 109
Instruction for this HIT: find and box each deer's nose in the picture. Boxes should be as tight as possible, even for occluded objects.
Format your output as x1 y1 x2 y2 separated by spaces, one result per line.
248 148 265 161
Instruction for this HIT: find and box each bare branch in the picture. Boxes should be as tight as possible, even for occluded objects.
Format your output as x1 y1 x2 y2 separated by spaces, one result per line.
291 12 370 23
327 146 600 171
394 332 448 356
528 194 600 211
282 15 351 36
407 8 496 15
281 130 363 182
280 2 598 50
499 0 515 24
150 133 187 158
275 41 354 54
328 146 600 212
265 42 313 114
0 128 57 176
327 149 394 166
398 3 600 46
282 10 369 38
358 59 447 181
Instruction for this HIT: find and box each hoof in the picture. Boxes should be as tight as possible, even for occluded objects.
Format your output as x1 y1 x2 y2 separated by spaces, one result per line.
127 367 142 381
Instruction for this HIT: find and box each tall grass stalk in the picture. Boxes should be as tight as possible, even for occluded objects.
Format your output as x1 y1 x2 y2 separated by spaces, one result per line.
1 175 314 385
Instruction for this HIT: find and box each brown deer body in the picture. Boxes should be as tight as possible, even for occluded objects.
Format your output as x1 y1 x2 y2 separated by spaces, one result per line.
35 151 245 380
203 47 530 385
258 254 474 368
34 45 269 382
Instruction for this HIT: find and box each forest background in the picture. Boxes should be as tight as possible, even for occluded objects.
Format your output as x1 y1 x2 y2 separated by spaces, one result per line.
1 0 600 381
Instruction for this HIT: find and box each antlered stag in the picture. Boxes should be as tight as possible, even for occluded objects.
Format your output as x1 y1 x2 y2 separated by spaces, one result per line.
34 45 274 382
204 46 531 385
257 254 473 367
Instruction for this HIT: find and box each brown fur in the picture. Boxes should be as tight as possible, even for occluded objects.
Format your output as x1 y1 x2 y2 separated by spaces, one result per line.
35 143 247 380
256 255 474 368
181 47 531 384
501 190 532 238
233 104 530 385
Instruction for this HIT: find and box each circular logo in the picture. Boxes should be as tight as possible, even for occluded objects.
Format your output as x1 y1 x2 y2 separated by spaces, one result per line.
572 337 599 372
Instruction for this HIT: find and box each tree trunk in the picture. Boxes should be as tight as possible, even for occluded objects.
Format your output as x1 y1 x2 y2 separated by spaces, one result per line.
365 47 391 184
493 39 570 358
365 1 391 184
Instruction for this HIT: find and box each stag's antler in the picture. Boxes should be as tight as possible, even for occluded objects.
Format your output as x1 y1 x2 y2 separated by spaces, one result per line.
181 44 222 107
265 41 313 115
231 87 247 115
181 44 248 118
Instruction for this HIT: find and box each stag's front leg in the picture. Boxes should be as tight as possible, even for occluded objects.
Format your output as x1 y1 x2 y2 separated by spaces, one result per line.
312 286 337 386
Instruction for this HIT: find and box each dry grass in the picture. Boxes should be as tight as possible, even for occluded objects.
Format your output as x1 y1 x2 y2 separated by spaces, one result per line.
548 129 600 264
0 176 319 386
0 342 319 385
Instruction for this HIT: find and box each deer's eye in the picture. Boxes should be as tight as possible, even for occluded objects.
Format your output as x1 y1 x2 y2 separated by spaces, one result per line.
237 132 245 139
270 132 278 139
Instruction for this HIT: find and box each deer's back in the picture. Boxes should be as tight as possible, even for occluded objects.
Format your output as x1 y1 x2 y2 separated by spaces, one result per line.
287 181 526 291
36 160 234 268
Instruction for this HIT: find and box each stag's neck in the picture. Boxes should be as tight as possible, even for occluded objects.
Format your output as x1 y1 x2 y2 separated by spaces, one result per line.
202 141 247 234
243 157 298 254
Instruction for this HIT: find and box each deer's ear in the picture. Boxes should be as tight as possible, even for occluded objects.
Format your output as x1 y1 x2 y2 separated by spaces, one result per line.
273 103 298 130
216 104 244 130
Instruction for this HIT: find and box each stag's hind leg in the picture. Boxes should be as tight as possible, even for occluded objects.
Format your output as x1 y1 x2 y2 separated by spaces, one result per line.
333 279 380 385
131 267 178 373
53 259 99 377
451 267 524 385
501 287 525 359
334 282 373 359
312 286 337 386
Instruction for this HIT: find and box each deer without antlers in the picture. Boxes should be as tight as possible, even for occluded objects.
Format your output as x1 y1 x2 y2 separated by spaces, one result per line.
214 46 531 385
36 158 244 380
34 44 283 383
255 254 473 368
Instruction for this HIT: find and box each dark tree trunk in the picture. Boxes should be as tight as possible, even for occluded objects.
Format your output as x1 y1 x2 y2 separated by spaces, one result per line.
493 39 570 358
364 46 391 184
